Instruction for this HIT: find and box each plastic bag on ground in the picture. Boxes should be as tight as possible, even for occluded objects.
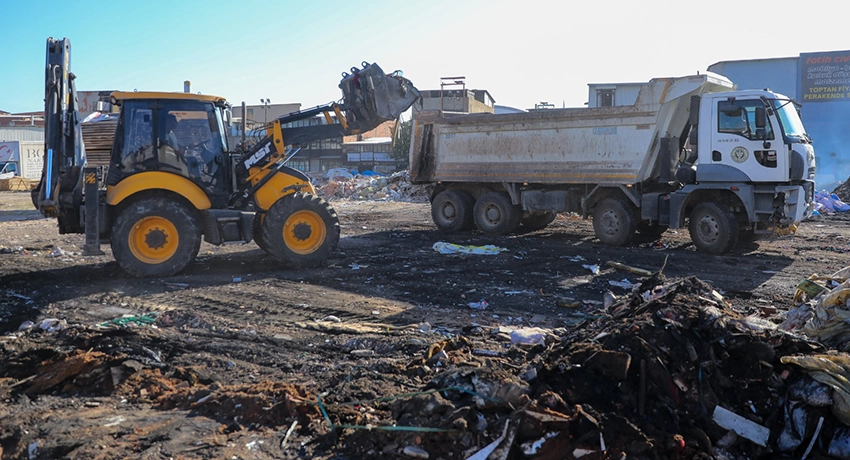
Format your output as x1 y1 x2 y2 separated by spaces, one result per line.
433 242 506 255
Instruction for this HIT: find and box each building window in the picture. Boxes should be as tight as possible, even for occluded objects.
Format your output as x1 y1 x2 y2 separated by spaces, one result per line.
597 90 615 107
288 159 309 172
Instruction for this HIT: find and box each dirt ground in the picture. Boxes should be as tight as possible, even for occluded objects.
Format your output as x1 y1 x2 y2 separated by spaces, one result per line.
2 189 850 459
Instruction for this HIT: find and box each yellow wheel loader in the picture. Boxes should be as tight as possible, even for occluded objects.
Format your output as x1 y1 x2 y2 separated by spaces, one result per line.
33 37 419 277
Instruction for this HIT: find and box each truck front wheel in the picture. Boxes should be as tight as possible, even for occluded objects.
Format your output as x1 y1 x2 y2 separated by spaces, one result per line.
261 192 340 268
111 196 202 277
473 192 521 235
431 190 474 232
688 202 739 254
592 198 636 246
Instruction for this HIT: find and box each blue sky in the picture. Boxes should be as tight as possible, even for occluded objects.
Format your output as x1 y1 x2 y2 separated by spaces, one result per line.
1 0 848 114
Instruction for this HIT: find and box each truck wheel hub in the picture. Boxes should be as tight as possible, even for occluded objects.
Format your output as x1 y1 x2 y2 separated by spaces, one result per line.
485 206 501 223
697 216 719 242
600 210 620 234
442 203 457 219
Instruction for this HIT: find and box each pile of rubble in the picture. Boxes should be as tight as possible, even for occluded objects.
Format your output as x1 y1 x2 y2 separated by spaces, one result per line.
311 169 433 202
10 267 850 458
833 176 850 203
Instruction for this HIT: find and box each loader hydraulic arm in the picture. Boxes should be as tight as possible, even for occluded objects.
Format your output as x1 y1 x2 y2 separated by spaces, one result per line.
33 37 87 234
232 62 420 202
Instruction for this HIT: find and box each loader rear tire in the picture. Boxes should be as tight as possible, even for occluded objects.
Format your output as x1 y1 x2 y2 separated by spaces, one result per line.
473 192 521 235
431 190 474 232
111 196 202 278
261 192 340 268
592 198 636 246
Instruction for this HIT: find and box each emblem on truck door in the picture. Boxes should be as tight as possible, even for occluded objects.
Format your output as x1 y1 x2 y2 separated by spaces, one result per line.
731 146 749 163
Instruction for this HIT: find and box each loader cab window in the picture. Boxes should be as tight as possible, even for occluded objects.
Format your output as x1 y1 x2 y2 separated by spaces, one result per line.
114 102 156 173
717 100 774 141
157 101 226 192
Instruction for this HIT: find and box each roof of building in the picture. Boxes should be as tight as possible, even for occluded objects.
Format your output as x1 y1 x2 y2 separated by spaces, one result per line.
708 55 798 68
345 137 392 145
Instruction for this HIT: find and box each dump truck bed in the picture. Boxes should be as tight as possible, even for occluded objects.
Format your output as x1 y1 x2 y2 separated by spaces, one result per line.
409 73 734 186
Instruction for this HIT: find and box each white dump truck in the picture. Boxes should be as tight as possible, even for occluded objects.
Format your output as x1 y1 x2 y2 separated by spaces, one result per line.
409 72 816 254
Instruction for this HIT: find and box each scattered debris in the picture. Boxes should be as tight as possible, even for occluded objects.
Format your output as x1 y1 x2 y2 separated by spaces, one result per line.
433 242 507 255
314 170 432 202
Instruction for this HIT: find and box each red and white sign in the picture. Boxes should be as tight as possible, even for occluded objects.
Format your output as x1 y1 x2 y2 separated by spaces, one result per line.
0 142 19 162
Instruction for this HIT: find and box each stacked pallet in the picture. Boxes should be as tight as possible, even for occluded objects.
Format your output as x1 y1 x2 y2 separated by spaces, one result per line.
0 176 35 191
81 118 118 166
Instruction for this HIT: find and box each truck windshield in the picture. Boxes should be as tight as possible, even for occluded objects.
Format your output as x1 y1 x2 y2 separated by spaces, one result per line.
772 99 808 142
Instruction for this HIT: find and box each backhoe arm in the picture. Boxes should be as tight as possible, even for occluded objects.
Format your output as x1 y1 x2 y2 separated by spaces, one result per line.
33 37 87 234
232 62 419 203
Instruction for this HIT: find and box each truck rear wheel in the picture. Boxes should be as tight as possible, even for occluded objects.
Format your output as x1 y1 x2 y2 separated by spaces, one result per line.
261 192 340 268
689 202 739 254
521 211 557 231
431 190 474 232
111 196 202 277
592 198 636 246
473 192 521 235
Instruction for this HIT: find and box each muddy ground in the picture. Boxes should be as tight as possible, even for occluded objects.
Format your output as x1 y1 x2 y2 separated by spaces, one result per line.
1 189 850 459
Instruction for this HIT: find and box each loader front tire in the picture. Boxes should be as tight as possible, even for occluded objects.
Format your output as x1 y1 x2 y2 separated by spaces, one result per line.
253 213 270 253
261 192 340 268
111 196 202 278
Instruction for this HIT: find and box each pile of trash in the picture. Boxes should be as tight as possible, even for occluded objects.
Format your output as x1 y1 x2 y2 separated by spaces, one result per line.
833 177 850 203
320 267 850 458
311 169 432 202
814 190 850 215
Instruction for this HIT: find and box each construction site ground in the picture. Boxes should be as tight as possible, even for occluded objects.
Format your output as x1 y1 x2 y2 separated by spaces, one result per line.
2 189 850 459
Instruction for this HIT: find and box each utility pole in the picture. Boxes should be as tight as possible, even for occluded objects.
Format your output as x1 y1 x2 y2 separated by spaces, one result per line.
260 98 271 124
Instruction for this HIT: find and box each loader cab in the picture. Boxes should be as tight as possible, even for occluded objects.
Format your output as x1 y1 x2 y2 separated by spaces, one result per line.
106 92 231 205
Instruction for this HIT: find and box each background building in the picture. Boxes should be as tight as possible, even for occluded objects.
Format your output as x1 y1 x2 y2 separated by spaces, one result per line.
416 89 495 113
343 137 395 173
231 102 301 130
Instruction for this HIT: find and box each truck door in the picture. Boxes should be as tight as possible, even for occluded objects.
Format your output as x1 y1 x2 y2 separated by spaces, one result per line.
710 98 788 183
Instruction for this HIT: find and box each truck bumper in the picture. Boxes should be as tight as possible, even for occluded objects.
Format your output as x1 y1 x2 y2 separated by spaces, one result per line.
776 182 813 225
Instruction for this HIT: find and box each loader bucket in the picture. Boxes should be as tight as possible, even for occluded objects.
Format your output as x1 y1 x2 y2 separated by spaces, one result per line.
339 62 420 132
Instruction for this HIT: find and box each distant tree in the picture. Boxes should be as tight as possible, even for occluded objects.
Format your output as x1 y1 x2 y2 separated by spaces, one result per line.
391 120 412 165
